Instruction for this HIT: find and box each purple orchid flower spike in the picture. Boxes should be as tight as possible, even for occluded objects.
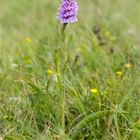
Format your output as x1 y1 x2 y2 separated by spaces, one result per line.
57 0 78 39
57 0 78 25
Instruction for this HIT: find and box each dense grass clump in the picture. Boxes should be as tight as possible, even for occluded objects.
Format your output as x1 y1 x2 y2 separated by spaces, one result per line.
0 0 140 139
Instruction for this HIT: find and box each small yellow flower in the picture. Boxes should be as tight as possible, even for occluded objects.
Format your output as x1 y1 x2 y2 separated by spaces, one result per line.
116 71 123 76
125 63 131 68
90 88 98 94
47 69 54 75
105 31 111 37
26 37 32 44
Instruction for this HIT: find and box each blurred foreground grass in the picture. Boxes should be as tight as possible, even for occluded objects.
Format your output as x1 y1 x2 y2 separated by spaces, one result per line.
0 0 140 139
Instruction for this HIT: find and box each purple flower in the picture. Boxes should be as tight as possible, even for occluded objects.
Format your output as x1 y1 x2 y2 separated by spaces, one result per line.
57 0 78 24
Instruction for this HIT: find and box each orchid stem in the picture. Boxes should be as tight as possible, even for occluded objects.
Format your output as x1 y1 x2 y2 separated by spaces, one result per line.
61 23 67 41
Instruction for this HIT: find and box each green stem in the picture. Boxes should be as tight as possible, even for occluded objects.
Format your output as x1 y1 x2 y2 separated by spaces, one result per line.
55 47 62 93
61 91 65 132
54 23 67 135
55 45 65 134
61 23 67 41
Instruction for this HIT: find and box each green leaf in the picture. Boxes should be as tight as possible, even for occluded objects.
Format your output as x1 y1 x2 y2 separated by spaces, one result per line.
70 110 114 139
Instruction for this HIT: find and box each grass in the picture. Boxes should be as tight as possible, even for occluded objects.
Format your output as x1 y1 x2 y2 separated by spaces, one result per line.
0 0 140 139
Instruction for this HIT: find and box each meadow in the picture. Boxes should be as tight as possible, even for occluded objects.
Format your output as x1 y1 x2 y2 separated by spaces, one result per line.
0 0 140 139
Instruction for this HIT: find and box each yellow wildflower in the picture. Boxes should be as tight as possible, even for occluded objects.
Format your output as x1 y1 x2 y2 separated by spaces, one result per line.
116 71 123 76
125 63 131 68
90 88 98 94
26 37 32 44
47 69 54 75
105 31 111 37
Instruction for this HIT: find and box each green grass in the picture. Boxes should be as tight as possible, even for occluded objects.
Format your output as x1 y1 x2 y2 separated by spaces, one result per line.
0 0 140 139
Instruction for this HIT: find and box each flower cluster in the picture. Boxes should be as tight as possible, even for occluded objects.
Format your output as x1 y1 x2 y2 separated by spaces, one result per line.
57 0 78 24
